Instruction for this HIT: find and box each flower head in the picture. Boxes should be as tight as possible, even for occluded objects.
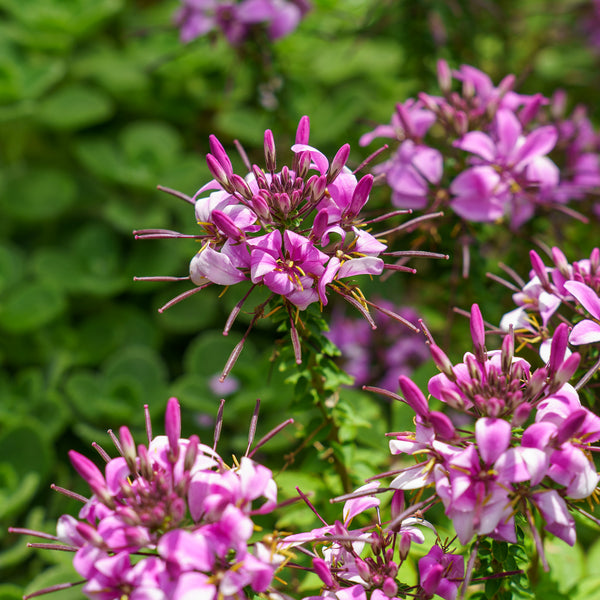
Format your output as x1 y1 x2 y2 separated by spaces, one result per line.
135 116 433 377
13 399 294 600
175 0 311 46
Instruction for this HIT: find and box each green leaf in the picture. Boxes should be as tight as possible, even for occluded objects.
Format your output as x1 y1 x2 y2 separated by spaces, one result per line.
1 167 76 221
37 84 113 130
0 421 53 478
0 584 24 600
542 537 586 594
0 243 25 294
0 281 66 333
0 45 65 103
0 471 39 520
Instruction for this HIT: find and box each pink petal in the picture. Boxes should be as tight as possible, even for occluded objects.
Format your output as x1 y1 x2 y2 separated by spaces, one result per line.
563 280 600 319
570 320 600 345
453 131 496 161
475 418 511 465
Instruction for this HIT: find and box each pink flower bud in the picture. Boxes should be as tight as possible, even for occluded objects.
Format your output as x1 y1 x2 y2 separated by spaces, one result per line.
206 154 233 192
119 426 137 471
511 402 532 427
429 410 455 441
556 409 587 445
165 397 181 462
208 134 233 176
551 352 580 391
398 375 429 417
348 174 373 217
390 489 405 523
501 330 514 374
184 434 200 472
264 129 276 172
313 557 334 587
75 522 105 548
551 246 570 277
251 194 271 221
328 143 350 183
294 150 311 179
230 173 253 199
547 323 569 375
399 531 412 560
591 248 599 274
429 344 456 380
212 209 244 241
295 115 310 145
437 59 452 94
69 451 105 490
529 250 551 291
470 304 486 362
383 576 398 598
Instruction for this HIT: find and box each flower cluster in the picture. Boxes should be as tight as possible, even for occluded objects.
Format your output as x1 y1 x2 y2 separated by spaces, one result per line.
498 247 600 383
135 116 432 372
13 399 291 600
175 0 311 45
384 305 600 563
325 299 429 390
284 483 465 600
360 60 600 229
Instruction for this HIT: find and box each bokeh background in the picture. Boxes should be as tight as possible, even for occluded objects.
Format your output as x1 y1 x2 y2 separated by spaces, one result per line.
2 0 600 597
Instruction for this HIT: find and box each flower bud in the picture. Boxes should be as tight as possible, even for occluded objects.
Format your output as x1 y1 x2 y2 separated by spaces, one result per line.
264 129 276 172
551 246 570 278
470 304 486 362
313 557 334 587
511 402 532 427
295 150 311 180
328 143 350 183
547 323 569 375
550 352 580 392
355 557 371 582
208 134 233 176
230 173 253 199
529 250 551 291
390 489 405 523
75 522 105 548
212 209 244 241
119 426 137 472
251 194 271 222
501 329 514 374
429 410 455 441
348 174 373 217
437 59 452 94
429 344 456 380
399 531 412 561
398 375 429 418
165 397 181 463
295 115 310 145
591 248 600 274
383 577 398 598
184 434 200 472
206 154 234 192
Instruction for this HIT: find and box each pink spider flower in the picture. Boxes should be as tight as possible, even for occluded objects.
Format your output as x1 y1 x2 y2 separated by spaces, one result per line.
11 398 294 600
285 483 433 600
135 116 438 377
451 108 559 227
418 544 464 600
174 0 311 46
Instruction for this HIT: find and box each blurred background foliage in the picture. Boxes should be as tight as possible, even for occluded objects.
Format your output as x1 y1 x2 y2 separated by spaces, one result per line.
1 0 600 597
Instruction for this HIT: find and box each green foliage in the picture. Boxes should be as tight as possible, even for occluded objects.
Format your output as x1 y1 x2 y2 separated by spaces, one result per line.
1 0 599 595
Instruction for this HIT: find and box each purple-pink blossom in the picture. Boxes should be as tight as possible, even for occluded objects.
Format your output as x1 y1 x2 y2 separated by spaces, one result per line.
14 398 293 600
175 0 311 46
